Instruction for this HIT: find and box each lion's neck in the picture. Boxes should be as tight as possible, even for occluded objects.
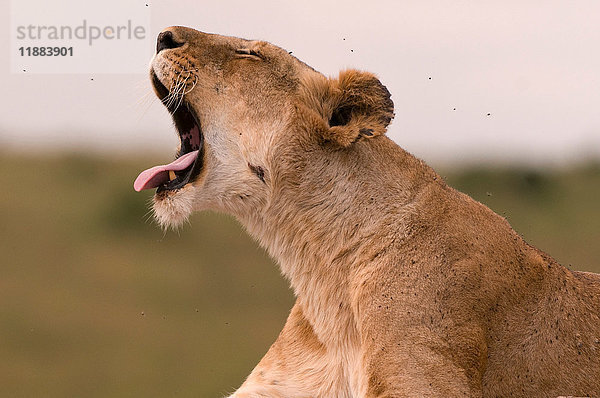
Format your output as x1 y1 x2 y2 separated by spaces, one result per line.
240 137 427 347
243 203 369 348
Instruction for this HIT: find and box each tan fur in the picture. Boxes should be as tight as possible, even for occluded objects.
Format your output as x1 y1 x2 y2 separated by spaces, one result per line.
148 27 600 397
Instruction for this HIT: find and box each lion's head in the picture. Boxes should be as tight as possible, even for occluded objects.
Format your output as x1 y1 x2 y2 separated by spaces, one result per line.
134 27 394 229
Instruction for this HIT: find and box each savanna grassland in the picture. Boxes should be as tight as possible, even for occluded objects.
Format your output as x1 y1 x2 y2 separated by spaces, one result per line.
1 153 599 397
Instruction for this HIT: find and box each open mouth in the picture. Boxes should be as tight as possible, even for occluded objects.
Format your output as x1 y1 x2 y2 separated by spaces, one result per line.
134 72 204 192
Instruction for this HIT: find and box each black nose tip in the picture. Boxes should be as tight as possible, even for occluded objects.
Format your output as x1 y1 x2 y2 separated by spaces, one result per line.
156 31 184 54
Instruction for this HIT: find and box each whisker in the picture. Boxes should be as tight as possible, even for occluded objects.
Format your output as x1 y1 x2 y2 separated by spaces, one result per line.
172 77 190 112
163 79 179 109
169 79 184 109
182 75 198 95
134 93 159 122
172 71 193 113
153 70 199 116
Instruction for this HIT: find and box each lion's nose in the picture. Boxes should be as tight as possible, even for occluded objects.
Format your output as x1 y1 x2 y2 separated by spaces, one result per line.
156 30 184 54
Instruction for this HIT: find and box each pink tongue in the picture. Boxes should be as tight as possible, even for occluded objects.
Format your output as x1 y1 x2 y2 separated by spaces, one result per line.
134 151 199 191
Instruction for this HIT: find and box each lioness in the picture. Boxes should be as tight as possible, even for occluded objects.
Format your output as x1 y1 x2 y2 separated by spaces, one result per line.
134 27 600 397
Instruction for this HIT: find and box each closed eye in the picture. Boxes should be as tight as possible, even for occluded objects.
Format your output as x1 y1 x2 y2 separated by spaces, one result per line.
235 48 263 59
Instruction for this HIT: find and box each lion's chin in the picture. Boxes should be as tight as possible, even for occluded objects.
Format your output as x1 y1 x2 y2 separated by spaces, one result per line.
152 188 195 230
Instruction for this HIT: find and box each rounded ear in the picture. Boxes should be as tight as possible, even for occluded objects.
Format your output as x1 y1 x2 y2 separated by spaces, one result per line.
322 70 394 147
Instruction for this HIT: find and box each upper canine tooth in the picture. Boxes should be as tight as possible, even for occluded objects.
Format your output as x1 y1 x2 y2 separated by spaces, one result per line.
169 170 176 181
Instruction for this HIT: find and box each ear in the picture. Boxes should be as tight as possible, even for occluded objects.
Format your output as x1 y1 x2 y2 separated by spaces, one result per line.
322 70 394 147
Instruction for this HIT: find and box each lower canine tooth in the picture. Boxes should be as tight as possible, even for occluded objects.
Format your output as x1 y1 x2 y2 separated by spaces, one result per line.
169 170 176 181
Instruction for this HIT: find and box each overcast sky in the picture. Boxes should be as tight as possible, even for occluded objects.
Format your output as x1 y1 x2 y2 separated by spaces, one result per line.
2 0 600 166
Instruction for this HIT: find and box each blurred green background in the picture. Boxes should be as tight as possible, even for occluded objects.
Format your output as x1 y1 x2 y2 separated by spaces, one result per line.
1 153 599 397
